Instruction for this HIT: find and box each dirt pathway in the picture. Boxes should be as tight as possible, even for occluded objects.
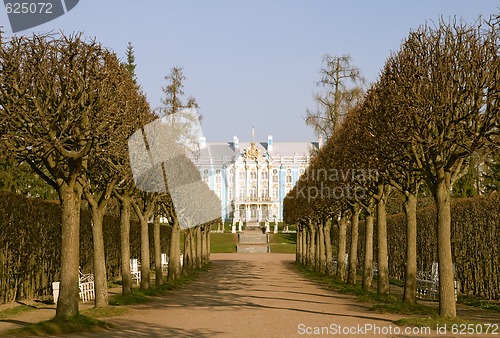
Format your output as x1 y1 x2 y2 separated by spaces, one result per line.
72 254 430 338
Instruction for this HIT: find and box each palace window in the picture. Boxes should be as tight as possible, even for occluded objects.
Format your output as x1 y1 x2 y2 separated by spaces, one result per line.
250 187 257 199
239 187 245 199
250 170 257 180
239 171 245 180
262 171 268 179
273 186 278 200
273 175 278 183
215 169 221 183
286 175 292 183
261 187 269 198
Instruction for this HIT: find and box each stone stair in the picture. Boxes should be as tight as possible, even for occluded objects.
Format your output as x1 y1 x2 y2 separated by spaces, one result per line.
237 226 270 253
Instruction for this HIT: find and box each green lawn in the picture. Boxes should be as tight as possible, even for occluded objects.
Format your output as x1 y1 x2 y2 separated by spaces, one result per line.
269 232 296 253
210 233 238 253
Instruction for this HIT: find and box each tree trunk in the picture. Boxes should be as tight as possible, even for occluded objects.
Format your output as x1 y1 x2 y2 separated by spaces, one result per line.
308 220 316 270
182 230 191 276
403 191 417 304
168 217 181 282
91 209 108 308
201 226 207 265
119 195 132 296
196 226 202 269
301 225 307 265
324 219 333 276
362 212 374 291
154 214 163 286
318 221 326 273
296 225 301 263
189 229 196 269
348 205 360 285
435 171 456 317
377 185 390 295
206 224 211 263
337 213 348 282
139 216 150 290
56 182 81 319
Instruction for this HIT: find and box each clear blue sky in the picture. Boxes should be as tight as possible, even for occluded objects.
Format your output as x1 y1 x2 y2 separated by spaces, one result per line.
1 1 497 142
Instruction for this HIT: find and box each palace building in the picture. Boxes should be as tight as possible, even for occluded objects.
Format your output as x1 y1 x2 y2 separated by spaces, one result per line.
194 130 319 223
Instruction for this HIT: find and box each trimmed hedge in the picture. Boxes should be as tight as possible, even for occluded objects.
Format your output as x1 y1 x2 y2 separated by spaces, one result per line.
0 192 170 303
349 192 499 300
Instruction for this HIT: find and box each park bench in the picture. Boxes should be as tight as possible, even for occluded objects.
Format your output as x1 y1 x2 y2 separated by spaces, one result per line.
416 262 459 301
52 269 95 304
130 258 141 285
78 270 95 303
161 253 169 272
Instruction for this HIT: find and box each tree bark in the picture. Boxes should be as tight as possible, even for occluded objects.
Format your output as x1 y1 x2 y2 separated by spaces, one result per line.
90 209 108 308
435 171 456 317
362 212 374 291
348 205 360 285
196 226 202 269
200 225 207 265
154 214 163 286
377 185 390 294
182 229 191 276
189 229 196 269
119 194 132 296
168 217 181 282
318 223 325 273
301 224 307 266
139 216 150 290
337 213 348 282
403 191 417 304
308 219 316 270
296 225 301 263
206 224 211 263
56 182 81 319
324 219 333 276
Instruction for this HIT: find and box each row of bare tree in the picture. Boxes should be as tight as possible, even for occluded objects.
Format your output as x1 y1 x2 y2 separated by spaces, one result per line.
285 17 499 318
0 32 220 318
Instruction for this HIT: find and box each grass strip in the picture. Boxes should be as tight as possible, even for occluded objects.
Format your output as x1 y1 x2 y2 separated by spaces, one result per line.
4 314 111 337
0 305 35 320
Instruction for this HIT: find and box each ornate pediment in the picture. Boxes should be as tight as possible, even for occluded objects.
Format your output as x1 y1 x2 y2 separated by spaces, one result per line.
243 142 260 160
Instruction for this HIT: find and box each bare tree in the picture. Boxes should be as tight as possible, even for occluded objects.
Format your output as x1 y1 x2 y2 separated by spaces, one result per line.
380 18 499 316
0 33 131 318
305 54 364 140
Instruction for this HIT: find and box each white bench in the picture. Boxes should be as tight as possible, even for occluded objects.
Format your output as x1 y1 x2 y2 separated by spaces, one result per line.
52 269 95 304
416 263 458 301
161 253 169 272
78 270 95 303
130 258 141 285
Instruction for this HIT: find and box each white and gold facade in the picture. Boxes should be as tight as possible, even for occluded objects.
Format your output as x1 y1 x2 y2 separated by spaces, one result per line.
194 134 319 223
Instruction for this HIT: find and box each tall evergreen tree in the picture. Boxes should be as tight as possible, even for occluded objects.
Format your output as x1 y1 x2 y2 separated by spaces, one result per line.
125 42 138 87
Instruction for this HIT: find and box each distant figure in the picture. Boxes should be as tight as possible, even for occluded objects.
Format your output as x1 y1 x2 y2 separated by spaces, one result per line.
265 217 270 233
238 218 243 232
